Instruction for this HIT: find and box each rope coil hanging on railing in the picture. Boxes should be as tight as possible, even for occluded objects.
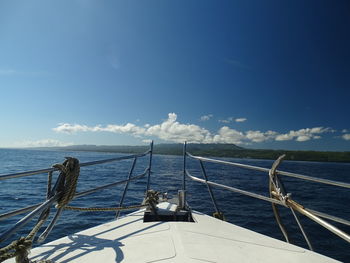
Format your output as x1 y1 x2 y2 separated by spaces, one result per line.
54 158 80 209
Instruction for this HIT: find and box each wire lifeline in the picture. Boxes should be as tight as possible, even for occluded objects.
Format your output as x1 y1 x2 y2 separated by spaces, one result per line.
63 190 159 214
63 204 147 212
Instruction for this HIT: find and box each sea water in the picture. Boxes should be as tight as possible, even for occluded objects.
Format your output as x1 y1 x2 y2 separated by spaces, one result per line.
0 149 349 262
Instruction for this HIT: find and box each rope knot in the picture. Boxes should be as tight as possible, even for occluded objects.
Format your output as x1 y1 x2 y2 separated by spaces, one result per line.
54 157 80 209
13 237 32 263
145 190 159 204
144 190 159 215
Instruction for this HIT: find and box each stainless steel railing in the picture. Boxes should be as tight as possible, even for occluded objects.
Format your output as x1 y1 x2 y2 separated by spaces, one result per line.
182 142 350 248
188 155 350 189
0 141 154 244
1 140 349 249
0 152 151 181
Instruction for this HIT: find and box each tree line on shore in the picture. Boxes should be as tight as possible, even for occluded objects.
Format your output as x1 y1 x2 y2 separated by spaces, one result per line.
41 143 350 163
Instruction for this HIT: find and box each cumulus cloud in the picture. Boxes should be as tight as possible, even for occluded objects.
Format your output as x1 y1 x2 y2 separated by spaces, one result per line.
53 123 92 133
53 113 334 145
219 117 234 123
53 122 146 135
54 113 212 143
246 130 277 143
275 127 332 142
274 134 294 141
15 139 73 147
145 113 212 143
235 118 247 123
200 114 213 121
212 127 245 144
218 119 230 124
219 117 247 123
103 123 146 135
342 134 350 141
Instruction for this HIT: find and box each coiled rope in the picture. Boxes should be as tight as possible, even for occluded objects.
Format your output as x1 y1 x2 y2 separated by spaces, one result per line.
55 157 80 209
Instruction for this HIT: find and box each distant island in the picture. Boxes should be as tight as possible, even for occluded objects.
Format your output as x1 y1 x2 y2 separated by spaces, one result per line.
32 143 350 163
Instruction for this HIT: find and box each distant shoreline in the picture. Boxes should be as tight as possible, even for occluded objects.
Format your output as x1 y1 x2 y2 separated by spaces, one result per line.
9 144 350 163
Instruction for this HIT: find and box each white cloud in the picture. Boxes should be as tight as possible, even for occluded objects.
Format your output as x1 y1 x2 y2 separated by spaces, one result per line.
53 113 335 145
54 113 212 144
53 123 93 133
275 134 294 141
212 127 245 144
275 127 332 142
296 135 311 142
218 117 234 123
342 129 348 133
144 113 212 143
246 130 277 143
342 134 350 141
200 114 213 121
235 118 247 123
219 117 247 123
218 119 230 124
15 139 73 147
53 122 146 135
103 123 146 135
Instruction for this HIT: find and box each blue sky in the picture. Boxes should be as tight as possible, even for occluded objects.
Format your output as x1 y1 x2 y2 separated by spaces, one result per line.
0 0 349 151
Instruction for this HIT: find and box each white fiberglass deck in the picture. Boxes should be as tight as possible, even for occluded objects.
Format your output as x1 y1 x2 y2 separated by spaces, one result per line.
5 202 339 263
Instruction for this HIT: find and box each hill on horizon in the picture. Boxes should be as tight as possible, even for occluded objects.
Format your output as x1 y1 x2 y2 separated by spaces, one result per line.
28 143 350 163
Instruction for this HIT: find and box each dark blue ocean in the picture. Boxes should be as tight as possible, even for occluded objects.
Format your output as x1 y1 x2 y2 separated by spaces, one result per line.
0 149 349 262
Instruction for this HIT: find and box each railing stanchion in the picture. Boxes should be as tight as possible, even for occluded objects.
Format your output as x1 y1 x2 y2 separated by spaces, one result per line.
183 142 187 191
199 160 221 216
146 141 154 192
116 157 137 218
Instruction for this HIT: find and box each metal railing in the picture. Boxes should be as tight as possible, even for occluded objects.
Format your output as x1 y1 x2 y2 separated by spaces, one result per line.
0 141 154 244
1 140 349 252
182 142 350 250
